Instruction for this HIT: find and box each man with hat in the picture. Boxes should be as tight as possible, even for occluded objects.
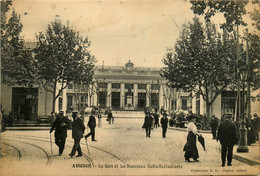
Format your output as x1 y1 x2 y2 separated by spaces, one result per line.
160 112 168 138
50 111 70 156
69 111 85 157
143 111 153 138
210 115 219 140
217 114 237 167
85 109 97 141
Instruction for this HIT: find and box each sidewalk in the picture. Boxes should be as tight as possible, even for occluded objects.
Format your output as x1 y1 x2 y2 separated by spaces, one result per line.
233 140 260 166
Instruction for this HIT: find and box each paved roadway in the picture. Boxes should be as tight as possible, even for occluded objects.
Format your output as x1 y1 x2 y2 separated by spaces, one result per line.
0 118 259 175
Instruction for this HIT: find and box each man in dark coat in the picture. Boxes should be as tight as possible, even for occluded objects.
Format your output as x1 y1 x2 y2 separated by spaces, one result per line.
107 110 113 124
217 114 237 167
85 110 97 141
69 111 85 158
210 115 219 139
160 112 168 138
252 113 260 141
50 111 70 156
153 110 160 128
144 111 153 137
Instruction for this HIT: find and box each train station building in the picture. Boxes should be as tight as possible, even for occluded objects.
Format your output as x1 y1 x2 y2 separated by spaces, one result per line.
1 60 259 125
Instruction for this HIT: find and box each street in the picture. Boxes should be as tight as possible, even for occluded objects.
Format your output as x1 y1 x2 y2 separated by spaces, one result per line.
0 118 259 175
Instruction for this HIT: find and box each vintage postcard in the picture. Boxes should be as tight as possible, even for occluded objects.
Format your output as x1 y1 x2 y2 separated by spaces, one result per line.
0 0 259 175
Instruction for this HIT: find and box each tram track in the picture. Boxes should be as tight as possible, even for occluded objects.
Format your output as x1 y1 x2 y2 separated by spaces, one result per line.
1 142 22 160
2 138 52 165
2 134 95 167
3 133 126 164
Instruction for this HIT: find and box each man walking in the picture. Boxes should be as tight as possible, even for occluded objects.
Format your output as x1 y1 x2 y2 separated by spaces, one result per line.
85 110 97 141
107 110 113 124
160 112 168 138
153 109 160 128
217 114 237 167
69 111 85 158
50 111 70 156
144 111 153 138
210 115 219 139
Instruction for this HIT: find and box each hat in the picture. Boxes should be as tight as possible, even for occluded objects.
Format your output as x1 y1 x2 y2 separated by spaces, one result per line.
186 115 197 121
253 113 258 117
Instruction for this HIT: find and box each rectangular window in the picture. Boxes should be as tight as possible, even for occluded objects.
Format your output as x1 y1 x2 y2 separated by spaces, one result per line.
67 95 73 107
59 97 63 110
151 84 159 90
125 84 133 89
182 98 187 110
98 91 106 108
196 93 200 114
138 84 146 89
112 83 120 89
151 93 159 109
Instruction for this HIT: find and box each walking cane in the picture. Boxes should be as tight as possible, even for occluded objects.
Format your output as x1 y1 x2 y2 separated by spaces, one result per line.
50 133 53 155
85 138 91 156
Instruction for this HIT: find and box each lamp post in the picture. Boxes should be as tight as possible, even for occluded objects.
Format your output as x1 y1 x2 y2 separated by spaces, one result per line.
237 68 249 153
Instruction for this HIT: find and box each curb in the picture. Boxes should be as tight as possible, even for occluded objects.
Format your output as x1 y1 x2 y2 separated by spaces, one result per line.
5 127 51 130
233 154 260 166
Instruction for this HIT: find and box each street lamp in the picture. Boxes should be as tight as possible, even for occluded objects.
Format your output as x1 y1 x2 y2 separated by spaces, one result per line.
237 68 249 153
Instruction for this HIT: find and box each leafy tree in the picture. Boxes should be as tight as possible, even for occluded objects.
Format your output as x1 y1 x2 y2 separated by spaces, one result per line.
190 0 248 31
34 20 96 112
162 18 238 118
248 2 260 90
1 0 35 86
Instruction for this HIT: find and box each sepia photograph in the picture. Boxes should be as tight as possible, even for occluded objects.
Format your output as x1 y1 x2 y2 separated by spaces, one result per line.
0 0 260 175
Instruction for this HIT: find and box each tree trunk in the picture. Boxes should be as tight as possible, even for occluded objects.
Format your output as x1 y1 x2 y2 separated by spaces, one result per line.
206 102 211 119
52 93 56 113
52 84 57 113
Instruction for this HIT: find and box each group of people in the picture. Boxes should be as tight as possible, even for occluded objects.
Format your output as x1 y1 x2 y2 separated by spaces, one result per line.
142 109 168 138
50 110 98 158
184 112 260 167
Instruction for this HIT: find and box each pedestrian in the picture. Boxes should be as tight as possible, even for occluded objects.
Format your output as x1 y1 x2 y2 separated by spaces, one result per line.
143 111 153 138
217 114 237 167
160 112 168 138
183 115 200 162
69 111 85 158
107 110 113 124
49 111 70 156
252 113 259 141
50 112 56 126
0 104 5 132
210 115 219 140
97 109 102 128
85 110 97 141
246 118 256 145
153 109 160 128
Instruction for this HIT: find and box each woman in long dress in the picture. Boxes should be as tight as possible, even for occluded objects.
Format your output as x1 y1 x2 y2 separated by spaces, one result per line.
184 115 200 162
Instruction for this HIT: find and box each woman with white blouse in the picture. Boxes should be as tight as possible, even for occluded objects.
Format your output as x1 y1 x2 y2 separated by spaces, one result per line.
183 115 200 162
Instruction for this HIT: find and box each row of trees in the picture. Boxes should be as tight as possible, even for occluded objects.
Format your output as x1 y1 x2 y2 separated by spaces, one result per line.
1 0 96 112
162 1 259 118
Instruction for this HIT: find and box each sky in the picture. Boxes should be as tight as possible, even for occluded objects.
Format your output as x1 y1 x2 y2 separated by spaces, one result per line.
11 0 256 68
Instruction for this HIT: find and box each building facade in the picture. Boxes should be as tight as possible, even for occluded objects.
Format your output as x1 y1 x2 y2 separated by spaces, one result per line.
58 61 191 113
1 61 259 125
1 61 192 124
